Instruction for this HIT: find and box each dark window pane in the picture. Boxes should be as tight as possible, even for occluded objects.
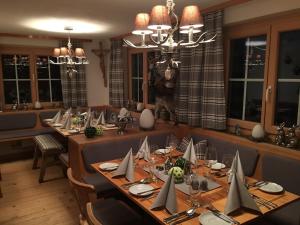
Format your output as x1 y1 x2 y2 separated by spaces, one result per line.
148 51 157 104
2 54 16 79
278 29 300 79
247 35 266 79
139 79 143 102
38 81 50 102
18 81 31 102
132 79 139 102
132 54 138 78
245 82 263 122
229 38 246 78
3 81 17 104
227 81 244 119
138 53 143 78
37 56 49 79
275 82 300 127
51 80 62 101
16 55 30 79
49 59 61 79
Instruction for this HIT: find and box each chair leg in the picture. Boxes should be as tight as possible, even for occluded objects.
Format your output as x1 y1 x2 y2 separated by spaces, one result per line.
32 144 39 170
39 153 47 183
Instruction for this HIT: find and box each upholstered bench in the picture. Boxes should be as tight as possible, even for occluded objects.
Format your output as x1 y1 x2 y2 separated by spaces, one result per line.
262 154 300 225
39 110 59 127
191 132 259 177
32 134 64 183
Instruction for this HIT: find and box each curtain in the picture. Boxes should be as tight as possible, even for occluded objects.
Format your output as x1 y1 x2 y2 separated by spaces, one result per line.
175 10 226 130
109 40 128 107
59 40 88 108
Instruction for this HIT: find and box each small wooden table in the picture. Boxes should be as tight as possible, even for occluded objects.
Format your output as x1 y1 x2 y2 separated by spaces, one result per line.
91 157 299 225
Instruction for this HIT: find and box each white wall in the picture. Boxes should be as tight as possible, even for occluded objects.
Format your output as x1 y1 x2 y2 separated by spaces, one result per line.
83 39 110 106
224 0 300 25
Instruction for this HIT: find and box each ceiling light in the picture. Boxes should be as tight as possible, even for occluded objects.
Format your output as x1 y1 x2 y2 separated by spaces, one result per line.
23 18 107 33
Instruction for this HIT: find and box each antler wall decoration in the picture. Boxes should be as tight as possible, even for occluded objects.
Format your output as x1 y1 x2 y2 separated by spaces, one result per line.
92 42 110 87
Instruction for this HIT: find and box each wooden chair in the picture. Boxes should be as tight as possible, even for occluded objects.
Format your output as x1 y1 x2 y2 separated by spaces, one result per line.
67 168 142 225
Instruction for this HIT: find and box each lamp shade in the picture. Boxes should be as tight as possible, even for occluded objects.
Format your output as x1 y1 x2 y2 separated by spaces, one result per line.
180 5 203 29
75 48 85 58
132 13 153 35
53 48 61 57
148 5 171 30
60 47 68 56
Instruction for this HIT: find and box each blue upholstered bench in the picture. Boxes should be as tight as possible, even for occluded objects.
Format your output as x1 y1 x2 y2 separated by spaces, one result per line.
262 154 300 225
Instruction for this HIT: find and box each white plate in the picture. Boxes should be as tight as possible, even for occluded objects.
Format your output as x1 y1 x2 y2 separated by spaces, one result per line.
53 123 62 127
199 211 231 225
105 124 115 128
211 163 226 170
44 119 53 122
155 148 170 154
68 129 80 134
99 162 119 171
259 182 284 194
129 184 154 196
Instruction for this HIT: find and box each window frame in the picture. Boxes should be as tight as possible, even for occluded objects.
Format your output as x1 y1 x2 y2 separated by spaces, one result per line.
0 45 62 110
225 10 300 134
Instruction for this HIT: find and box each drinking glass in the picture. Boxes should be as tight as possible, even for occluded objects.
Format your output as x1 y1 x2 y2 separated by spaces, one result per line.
204 146 218 177
222 154 234 171
189 174 203 207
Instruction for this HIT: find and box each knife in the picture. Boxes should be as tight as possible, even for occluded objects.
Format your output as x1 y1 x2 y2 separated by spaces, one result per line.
163 210 188 223
169 213 200 225
136 187 160 196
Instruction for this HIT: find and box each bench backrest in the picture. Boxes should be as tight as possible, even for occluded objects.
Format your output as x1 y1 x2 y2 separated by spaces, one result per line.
0 113 36 131
39 111 59 127
82 131 172 173
262 154 300 195
191 133 259 177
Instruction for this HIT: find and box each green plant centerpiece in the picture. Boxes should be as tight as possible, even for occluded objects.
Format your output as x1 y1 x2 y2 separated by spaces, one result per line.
84 126 97 138
95 127 104 136
175 157 192 175
168 166 184 184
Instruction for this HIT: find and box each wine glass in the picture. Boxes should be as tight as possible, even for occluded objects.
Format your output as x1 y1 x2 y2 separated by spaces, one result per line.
222 154 234 171
189 174 203 207
205 146 218 177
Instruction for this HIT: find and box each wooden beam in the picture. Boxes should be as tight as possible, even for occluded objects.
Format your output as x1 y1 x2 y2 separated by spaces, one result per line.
202 0 253 14
0 33 92 42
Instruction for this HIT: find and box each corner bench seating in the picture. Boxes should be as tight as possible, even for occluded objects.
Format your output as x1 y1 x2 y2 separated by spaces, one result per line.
81 130 173 197
0 111 57 142
191 132 259 177
262 154 300 225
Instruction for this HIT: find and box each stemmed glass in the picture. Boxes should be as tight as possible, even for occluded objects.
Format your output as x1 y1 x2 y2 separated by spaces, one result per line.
205 146 218 177
185 174 203 207
222 154 234 172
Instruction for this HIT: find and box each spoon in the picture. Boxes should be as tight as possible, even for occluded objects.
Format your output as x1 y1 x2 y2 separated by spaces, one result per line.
122 177 152 188
164 208 196 223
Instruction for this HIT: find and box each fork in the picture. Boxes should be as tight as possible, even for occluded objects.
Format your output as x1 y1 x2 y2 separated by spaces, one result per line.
207 204 240 225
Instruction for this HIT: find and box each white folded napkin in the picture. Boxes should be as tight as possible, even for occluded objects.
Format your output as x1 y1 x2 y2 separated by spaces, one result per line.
61 114 72 130
183 138 197 165
83 115 92 130
224 172 261 215
51 110 61 124
135 136 151 161
112 148 135 182
151 174 178 214
228 151 245 183
96 111 106 125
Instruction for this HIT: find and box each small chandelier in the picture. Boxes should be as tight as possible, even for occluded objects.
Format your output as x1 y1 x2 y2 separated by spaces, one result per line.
124 0 216 77
49 27 89 78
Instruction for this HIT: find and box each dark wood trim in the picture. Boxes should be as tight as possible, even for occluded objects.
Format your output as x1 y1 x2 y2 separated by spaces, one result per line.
0 33 92 42
202 0 253 14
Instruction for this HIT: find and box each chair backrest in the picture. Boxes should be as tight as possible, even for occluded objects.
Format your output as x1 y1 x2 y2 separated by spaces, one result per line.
0 113 36 131
67 168 95 219
86 202 102 225
262 154 300 195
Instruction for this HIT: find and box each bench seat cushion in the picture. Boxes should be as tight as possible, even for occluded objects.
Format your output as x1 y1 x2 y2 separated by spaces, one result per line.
0 113 36 131
191 132 259 176
82 173 115 197
34 134 63 151
0 128 54 141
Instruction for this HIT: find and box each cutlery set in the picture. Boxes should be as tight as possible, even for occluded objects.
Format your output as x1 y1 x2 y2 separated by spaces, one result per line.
206 204 240 225
163 208 199 225
251 194 278 209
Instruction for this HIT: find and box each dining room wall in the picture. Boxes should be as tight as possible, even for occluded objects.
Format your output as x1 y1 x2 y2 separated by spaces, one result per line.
224 0 300 25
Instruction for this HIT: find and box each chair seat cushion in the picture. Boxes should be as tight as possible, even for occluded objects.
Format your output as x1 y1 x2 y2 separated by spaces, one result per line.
265 200 300 225
82 173 115 196
0 128 54 141
92 198 142 225
34 134 63 151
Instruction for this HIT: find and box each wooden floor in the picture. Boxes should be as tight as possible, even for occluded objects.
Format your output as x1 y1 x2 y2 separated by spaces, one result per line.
0 159 79 225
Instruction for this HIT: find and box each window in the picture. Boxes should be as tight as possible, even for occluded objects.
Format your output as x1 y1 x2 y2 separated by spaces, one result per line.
2 54 32 104
227 35 266 122
36 56 62 102
130 53 144 102
0 45 63 109
226 12 300 133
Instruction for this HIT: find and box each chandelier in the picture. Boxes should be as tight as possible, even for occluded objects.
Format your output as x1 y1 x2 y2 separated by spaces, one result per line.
124 0 216 78
49 27 89 78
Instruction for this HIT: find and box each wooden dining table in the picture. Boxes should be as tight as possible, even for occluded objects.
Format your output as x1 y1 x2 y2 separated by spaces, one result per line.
91 152 300 225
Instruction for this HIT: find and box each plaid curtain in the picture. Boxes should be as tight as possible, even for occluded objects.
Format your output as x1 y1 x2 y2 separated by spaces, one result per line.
176 10 226 130
59 40 87 108
109 40 128 107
